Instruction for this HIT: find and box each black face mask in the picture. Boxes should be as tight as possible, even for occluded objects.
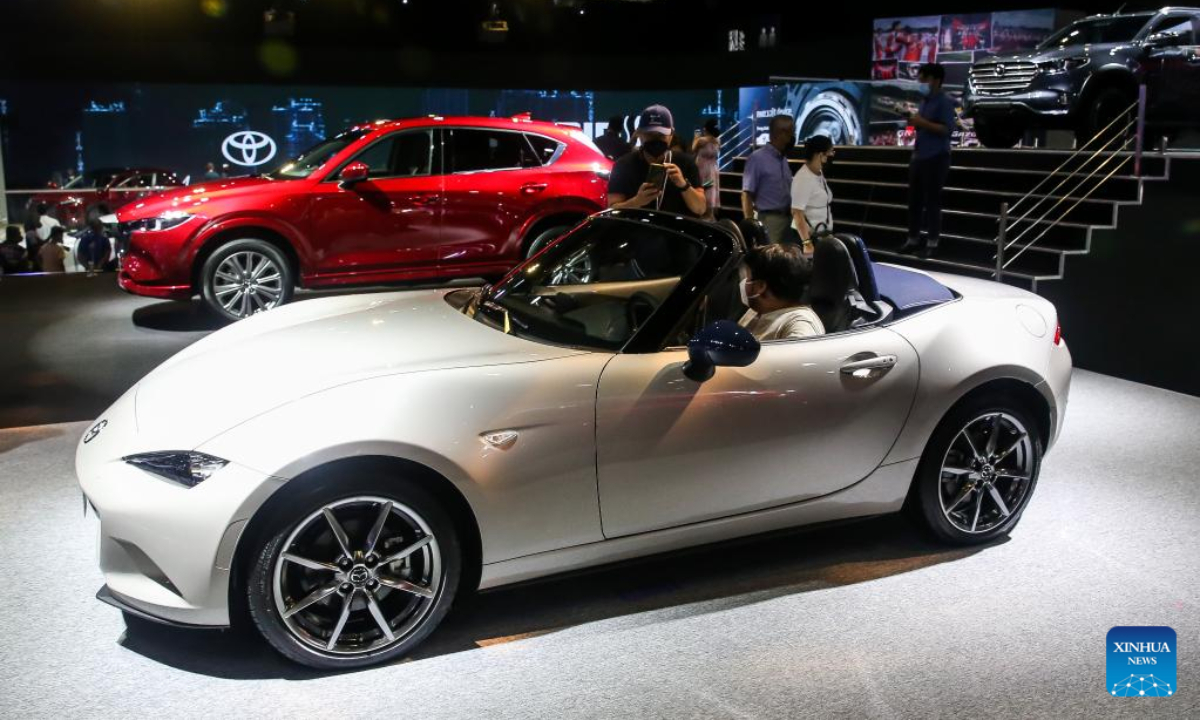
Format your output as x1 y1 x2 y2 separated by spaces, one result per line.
642 138 669 157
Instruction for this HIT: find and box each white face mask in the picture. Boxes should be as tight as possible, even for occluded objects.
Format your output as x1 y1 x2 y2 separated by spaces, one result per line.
740 278 761 307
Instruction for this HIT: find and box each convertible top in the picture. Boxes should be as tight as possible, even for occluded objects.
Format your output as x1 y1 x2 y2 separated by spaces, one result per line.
872 263 957 318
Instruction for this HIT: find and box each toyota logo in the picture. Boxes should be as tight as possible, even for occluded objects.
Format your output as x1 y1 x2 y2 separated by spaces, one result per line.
83 419 108 444
222 130 277 167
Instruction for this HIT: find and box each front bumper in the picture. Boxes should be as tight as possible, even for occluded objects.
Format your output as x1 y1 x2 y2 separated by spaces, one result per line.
965 89 1074 120
76 390 285 626
117 270 194 300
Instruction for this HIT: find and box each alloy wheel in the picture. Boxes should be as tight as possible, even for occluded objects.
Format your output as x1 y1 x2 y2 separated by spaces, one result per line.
272 496 442 656
213 250 285 318
937 412 1034 534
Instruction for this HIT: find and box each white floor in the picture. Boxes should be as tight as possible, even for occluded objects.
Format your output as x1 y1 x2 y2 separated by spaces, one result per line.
0 370 1196 719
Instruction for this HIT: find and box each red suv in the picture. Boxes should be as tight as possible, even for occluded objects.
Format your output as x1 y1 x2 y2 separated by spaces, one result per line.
115 115 611 319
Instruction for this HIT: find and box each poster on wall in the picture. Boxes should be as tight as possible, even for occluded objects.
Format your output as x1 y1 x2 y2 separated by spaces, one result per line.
871 9 1064 80
990 9 1058 53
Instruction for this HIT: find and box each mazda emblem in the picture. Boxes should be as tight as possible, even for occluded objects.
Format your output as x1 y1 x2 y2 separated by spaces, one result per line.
83 420 108 444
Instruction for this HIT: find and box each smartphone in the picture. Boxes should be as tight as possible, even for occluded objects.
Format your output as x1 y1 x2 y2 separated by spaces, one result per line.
645 163 668 192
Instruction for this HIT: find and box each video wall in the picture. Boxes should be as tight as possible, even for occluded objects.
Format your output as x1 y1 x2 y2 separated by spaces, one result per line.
0 81 735 192
870 8 1070 81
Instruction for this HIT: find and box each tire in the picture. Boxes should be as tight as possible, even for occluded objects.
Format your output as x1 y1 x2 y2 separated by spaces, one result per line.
972 116 1022 149
913 393 1043 546
1076 87 1134 148
524 223 575 259
200 238 295 321
247 475 461 670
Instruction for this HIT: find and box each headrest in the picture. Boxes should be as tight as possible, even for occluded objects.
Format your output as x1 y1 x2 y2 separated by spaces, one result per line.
737 218 770 247
809 235 856 304
835 234 880 303
717 219 747 252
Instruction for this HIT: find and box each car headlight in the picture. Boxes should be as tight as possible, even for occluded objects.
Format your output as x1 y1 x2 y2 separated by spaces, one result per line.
129 210 195 233
123 451 229 487
1037 57 1086 74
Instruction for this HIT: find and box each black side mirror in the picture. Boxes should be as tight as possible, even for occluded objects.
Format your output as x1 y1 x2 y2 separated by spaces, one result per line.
683 320 761 382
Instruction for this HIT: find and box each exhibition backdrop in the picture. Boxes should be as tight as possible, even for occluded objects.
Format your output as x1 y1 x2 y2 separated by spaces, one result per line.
870 8 1081 81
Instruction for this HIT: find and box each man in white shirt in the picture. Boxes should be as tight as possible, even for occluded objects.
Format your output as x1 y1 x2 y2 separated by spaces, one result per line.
791 134 835 250
738 243 825 341
36 204 61 241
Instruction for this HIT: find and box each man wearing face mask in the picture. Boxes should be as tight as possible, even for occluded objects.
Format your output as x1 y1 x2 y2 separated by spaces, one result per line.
740 114 796 244
902 62 956 259
738 243 824 341
608 105 706 218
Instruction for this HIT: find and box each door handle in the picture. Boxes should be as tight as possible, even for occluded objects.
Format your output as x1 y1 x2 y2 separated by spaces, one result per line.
411 194 442 206
840 354 898 377
520 183 548 195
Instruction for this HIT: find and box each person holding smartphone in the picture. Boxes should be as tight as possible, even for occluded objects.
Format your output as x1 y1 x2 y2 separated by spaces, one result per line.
607 104 706 218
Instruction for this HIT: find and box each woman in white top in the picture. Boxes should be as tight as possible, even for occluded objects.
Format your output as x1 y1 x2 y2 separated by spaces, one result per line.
738 243 825 341
790 134 835 252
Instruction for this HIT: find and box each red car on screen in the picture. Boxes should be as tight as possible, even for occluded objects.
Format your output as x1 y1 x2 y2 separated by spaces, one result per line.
113 116 611 320
30 167 184 229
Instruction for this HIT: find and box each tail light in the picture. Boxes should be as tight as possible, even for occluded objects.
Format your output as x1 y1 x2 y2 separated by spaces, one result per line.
1053 323 1063 346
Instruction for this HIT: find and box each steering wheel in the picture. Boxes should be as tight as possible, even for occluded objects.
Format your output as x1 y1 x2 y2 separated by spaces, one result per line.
626 291 660 332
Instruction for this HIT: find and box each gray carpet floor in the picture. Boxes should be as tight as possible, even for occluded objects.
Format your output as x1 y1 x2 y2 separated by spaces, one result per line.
0 369 1196 719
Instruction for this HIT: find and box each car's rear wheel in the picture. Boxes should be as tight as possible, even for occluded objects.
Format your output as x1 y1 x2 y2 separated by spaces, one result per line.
200 239 294 321
913 394 1043 545
247 479 460 669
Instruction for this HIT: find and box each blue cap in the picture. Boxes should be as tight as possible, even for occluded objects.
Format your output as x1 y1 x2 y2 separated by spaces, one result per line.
637 104 674 136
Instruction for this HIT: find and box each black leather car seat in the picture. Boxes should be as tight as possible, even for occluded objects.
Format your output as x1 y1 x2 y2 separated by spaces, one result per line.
809 235 856 333
737 218 771 248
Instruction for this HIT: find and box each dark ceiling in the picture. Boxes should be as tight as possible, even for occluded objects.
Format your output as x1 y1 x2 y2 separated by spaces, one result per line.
2 0 1145 88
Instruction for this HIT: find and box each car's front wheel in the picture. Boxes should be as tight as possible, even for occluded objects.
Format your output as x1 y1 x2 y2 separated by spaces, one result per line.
913 394 1043 545
247 479 460 669
200 239 294 321
972 115 1022 149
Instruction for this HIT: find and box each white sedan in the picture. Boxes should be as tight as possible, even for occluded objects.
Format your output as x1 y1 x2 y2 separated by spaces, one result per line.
76 209 1071 669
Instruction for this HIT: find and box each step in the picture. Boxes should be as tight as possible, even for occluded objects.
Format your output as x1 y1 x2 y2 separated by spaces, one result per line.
825 180 1118 226
851 222 1064 278
722 161 1147 203
827 145 1169 179
831 200 1092 253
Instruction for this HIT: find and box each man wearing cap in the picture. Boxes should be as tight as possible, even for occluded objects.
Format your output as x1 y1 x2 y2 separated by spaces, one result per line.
608 104 706 218
740 114 797 245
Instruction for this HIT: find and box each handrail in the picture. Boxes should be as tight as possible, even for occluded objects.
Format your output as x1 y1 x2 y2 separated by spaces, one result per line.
990 88 1146 281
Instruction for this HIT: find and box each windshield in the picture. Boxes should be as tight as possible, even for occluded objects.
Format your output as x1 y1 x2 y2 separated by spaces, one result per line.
270 129 369 179
63 170 119 189
1037 14 1151 50
470 217 706 351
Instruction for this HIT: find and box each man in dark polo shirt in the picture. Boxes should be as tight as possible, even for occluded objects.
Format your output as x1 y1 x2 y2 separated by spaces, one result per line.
901 62 956 259
607 104 707 218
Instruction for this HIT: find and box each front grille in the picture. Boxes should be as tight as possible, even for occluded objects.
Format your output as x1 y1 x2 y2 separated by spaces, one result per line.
970 60 1039 95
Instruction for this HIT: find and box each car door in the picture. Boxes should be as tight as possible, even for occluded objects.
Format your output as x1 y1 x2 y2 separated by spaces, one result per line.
595 328 920 538
1143 16 1200 124
307 128 443 275
439 127 548 267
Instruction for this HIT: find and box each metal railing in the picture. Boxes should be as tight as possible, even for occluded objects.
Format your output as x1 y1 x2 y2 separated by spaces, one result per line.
717 103 758 171
993 85 1148 282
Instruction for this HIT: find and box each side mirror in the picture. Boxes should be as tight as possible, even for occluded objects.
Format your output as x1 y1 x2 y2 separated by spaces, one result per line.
339 162 370 187
1144 32 1178 52
683 320 761 382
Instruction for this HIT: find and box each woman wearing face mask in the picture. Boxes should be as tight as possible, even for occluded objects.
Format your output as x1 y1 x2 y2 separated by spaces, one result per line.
607 104 707 218
790 134 836 252
738 243 824 341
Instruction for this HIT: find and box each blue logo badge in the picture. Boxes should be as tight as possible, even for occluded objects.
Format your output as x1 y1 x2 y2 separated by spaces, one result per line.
1108 626 1176 697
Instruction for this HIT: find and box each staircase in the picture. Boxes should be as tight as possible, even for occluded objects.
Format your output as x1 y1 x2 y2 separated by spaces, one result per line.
718 145 1173 292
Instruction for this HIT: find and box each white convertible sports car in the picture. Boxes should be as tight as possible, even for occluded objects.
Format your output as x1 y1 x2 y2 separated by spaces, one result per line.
76 209 1071 669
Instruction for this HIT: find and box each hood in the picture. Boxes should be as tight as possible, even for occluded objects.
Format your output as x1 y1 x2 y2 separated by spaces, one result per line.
116 176 296 222
988 45 1105 63
133 289 585 449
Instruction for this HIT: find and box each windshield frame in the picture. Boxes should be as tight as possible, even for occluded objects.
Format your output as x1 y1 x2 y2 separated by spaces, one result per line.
269 128 371 180
474 211 740 354
1036 13 1153 51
